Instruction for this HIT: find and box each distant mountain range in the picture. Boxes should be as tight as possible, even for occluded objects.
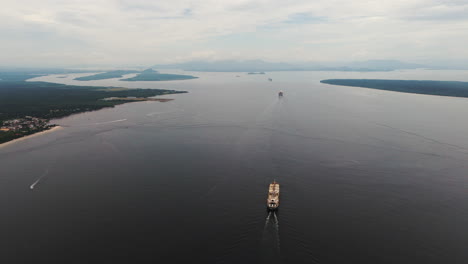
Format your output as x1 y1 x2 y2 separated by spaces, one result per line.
2 59 466 73
153 59 426 72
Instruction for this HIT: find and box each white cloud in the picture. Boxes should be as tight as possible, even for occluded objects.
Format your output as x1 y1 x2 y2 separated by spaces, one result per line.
0 0 467 66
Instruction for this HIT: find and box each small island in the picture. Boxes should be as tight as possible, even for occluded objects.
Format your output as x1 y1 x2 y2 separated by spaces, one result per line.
74 70 140 81
321 79 468 98
74 69 197 82
247 72 266 75
121 68 197 81
0 70 186 144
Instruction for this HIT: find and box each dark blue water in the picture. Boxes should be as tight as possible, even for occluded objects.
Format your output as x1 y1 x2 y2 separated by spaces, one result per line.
2 70 468 263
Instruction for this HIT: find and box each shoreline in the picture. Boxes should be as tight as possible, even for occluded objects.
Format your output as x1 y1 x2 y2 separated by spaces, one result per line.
104 97 174 102
0 126 63 149
320 79 468 99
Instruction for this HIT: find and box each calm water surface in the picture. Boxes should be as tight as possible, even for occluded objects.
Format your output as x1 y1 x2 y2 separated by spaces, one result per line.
2 70 468 263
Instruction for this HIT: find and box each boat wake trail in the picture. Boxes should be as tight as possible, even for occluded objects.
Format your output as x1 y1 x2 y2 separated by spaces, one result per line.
263 212 272 231
93 119 127 125
261 212 281 263
374 122 468 153
30 169 49 190
273 212 281 251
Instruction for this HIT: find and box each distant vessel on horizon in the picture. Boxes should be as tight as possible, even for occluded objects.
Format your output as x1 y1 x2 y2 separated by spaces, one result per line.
278 91 283 97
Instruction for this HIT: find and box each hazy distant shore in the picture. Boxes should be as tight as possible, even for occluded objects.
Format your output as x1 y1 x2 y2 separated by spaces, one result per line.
0 126 63 148
321 79 468 98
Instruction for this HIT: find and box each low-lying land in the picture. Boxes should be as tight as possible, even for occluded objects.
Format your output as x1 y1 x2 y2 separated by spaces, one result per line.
75 68 197 82
321 79 468 98
104 97 174 102
0 117 57 144
0 70 186 144
121 68 197 82
74 70 140 81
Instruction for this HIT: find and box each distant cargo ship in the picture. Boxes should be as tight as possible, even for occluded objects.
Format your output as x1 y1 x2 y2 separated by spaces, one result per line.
267 181 280 210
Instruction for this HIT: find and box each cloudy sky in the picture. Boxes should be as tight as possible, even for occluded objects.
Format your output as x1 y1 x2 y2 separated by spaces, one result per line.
1 0 467 67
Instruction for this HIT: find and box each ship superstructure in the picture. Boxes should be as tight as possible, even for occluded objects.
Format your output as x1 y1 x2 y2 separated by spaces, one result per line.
267 181 280 210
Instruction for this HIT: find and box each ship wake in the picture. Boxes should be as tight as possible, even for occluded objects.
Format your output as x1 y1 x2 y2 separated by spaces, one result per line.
30 169 49 190
261 211 281 263
94 119 127 125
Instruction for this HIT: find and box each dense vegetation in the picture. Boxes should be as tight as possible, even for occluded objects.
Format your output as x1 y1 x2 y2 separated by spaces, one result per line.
0 82 185 123
0 124 56 144
0 71 186 127
0 71 186 144
74 70 140 81
121 68 197 81
0 72 47 82
321 79 468 98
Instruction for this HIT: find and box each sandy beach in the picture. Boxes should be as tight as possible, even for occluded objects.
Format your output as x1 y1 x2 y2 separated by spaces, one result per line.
0 126 63 149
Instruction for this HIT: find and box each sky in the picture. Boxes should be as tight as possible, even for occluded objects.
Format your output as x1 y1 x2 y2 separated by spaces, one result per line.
1 0 467 67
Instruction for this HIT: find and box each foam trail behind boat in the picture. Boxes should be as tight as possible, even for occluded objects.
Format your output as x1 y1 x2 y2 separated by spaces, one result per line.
30 169 49 190
261 212 281 263
263 212 272 232
94 119 127 125
273 211 281 252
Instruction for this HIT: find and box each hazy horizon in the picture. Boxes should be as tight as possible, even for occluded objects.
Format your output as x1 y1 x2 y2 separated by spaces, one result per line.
1 0 467 68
